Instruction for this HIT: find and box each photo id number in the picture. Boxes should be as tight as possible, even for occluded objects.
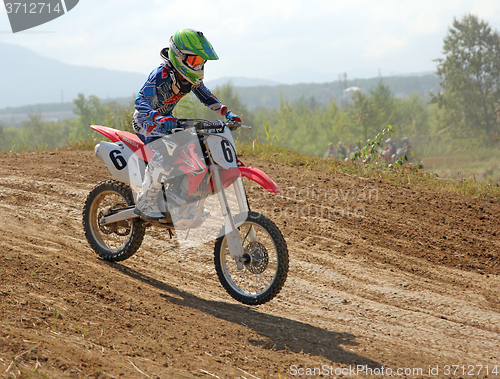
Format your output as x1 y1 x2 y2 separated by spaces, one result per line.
5 3 63 14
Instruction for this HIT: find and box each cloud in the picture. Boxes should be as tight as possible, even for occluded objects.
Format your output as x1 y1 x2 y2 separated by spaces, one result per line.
1 0 500 83
362 33 407 58
406 13 441 35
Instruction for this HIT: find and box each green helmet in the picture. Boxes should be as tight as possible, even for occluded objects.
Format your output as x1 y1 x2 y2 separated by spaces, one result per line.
168 29 218 85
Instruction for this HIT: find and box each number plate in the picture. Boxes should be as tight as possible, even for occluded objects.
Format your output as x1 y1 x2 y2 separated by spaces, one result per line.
206 128 238 169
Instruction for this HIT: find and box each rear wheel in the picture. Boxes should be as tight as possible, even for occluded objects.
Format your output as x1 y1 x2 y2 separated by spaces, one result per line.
82 179 145 261
214 211 289 305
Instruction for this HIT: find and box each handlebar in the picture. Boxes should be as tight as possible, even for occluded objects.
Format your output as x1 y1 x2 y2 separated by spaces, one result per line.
195 120 225 131
176 119 251 132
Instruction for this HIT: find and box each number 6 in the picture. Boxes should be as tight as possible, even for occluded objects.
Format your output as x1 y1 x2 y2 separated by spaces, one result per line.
221 140 234 163
110 150 127 170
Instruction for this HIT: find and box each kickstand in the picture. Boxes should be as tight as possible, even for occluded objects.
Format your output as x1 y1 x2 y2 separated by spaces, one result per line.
168 229 174 239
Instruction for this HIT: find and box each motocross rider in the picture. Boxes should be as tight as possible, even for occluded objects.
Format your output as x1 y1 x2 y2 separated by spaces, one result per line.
132 29 241 221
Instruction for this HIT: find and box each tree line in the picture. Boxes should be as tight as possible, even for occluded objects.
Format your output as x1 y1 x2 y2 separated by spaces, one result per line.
1 14 499 162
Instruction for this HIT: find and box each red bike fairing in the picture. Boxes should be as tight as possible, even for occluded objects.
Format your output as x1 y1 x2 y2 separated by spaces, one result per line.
90 125 155 162
174 143 207 195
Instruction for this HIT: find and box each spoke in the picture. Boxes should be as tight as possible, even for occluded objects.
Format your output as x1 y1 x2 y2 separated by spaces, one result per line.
257 272 271 286
267 263 277 272
252 225 260 242
242 225 252 246
243 268 250 290
95 193 132 250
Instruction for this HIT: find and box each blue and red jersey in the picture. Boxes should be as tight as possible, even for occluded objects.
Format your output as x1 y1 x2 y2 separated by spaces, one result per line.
133 60 226 139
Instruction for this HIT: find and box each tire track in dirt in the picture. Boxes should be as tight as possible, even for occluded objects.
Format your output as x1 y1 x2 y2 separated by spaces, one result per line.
0 150 499 378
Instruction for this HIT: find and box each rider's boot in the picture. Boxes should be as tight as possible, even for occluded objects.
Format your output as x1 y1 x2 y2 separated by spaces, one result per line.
134 188 165 221
134 159 167 222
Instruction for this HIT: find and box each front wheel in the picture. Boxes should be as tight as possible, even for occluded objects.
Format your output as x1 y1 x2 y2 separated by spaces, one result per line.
82 179 146 262
214 211 289 305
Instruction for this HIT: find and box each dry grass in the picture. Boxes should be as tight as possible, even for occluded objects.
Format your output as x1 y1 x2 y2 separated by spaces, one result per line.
237 141 500 201
19 134 497 201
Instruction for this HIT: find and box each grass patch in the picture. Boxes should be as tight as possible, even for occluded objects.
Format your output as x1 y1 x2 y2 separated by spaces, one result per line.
237 141 500 201
422 148 500 182
65 134 100 151
2 133 101 153
9 129 497 201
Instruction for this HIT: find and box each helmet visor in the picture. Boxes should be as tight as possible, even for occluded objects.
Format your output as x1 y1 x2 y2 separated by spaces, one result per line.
184 55 205 70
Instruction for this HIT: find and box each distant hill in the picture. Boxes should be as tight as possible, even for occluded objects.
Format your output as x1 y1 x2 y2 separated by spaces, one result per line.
205 76 282 88
0 96 135 125
0 74 441 125
0 42 145 108
232 74 441 109
0 42 441 123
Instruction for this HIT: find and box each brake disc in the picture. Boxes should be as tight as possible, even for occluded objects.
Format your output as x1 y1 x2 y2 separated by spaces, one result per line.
244 241 269 274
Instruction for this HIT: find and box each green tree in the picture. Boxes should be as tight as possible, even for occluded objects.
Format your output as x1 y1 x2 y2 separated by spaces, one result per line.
432 14 500 141
370 81 397 129
0 122 5 151
73 93 107 129
348 90 372 141
104 100 135 131
395 93 430 137
348 82 397 141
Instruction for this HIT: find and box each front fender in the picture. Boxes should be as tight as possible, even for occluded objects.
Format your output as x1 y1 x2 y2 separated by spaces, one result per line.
239 166 280 193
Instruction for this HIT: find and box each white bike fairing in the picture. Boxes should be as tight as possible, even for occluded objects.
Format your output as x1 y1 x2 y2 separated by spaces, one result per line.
206 127 238 169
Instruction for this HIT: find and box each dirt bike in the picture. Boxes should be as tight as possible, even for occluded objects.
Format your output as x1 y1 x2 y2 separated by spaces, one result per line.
82 119 289 305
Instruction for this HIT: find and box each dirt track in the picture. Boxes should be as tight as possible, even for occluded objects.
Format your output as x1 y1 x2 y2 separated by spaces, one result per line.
0 150 499 378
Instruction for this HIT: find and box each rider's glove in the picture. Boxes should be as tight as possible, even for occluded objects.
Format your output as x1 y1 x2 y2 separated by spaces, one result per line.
225 110 241 123
156 116 178 132
225 110 241 131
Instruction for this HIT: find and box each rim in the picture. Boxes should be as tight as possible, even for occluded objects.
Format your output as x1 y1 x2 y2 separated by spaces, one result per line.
89 190 133 252
219 220 279 297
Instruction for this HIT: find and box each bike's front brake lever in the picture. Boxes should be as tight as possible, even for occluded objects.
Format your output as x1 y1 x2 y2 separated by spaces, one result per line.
227 120 243 131
170 127 185 133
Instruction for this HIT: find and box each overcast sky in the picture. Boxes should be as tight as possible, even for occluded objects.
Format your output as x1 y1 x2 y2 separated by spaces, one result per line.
2 0 500 84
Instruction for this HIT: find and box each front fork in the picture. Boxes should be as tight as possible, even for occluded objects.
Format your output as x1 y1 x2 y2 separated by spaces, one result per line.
232 176 258 243
211 166 254 270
